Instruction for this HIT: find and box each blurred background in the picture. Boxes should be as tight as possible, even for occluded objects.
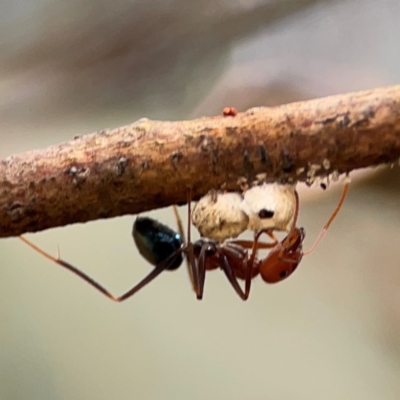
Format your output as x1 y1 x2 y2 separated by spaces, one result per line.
1 0 400 399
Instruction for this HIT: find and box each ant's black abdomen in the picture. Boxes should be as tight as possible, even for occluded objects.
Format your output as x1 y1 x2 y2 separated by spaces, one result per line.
133 217 183 270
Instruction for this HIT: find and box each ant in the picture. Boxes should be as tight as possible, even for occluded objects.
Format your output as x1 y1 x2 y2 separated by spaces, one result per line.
18 180 349 301
18 190 272 302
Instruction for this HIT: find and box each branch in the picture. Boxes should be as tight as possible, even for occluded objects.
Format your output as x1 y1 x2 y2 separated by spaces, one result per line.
1 85 400 238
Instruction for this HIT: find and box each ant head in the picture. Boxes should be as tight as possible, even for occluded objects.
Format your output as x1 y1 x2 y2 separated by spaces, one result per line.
259 227 305 284
240 183 296 232
260 253 301 283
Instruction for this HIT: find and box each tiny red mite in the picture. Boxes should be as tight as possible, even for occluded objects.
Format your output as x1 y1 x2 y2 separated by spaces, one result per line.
223 107 237 117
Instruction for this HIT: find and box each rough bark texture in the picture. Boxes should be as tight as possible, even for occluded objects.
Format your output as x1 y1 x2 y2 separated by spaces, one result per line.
1 85 400 237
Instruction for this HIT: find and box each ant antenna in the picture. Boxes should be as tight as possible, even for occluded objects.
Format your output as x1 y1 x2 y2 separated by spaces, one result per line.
304 181 349 256
19 235 58 264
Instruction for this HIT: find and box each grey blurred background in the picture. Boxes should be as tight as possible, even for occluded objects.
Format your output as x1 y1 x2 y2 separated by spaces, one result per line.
1 1 400 399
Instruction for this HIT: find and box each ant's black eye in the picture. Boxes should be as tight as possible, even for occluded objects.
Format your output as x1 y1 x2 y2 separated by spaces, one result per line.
205 246 216 257
279 270 288 278
258 209 274 219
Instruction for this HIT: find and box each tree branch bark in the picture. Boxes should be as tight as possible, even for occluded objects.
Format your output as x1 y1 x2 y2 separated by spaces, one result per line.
1 85 400 237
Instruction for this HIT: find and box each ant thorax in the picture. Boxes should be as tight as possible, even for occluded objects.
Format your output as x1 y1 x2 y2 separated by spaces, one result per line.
192 191 249 242
240 183 297 232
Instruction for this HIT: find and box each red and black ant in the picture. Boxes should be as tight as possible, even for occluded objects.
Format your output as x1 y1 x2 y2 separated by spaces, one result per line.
248 181 349 284
18 190 270 301
18 181 349 301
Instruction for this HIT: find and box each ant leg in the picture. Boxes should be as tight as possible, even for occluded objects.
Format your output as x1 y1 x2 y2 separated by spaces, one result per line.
233 233 278 289
304 181 349 255
281 189 300 253
115 250 184 301
186 243 200 298
220 254 248 300
231 230 278 250
173 203 197 293
173 203 192 282
178 188 200 296
243 229 272 298
186 188 193 244
246 229 280 252
187 188 200 295
173 203 200 296
197 245 207 300
276 190 300 262
19 236 182 302
19 236 117 300
240 229 280 297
